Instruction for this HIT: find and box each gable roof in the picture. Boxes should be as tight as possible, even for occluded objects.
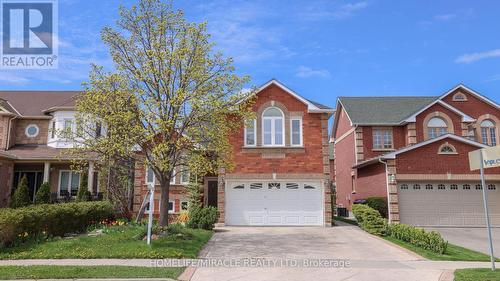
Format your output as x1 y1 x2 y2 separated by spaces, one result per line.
440 84 500 110
253 79 335 114
0 91 79 117
354 134 487 168
338 96 438 125
403 99 476 123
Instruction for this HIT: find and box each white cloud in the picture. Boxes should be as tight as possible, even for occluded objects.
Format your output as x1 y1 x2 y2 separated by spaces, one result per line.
434 13 456 21
300 1 369 21
0 73 29 85
295 66 331 78
485 74 500 82
455 49 500 64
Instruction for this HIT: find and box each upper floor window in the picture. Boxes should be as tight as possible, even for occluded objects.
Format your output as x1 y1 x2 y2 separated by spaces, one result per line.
244 119 256 146
373 128 393 149
262 107 284 146
290 117 303 146
50 121 56 139
146 166 155 184
427 117 448 139
480 119 497 146
63 119 73 136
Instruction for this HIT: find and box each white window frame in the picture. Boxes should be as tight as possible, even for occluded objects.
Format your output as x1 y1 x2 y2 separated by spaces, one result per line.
373 128 393 150
58 170 81 197
244 119 257 147
290 117 303 146
262 107 285 147
169 201 175 213
170 169 176 185
145 166 155 185
180 169 190 185
25 124 40 138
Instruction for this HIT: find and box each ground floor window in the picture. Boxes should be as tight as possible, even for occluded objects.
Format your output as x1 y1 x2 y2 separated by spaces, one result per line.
59 171 81 197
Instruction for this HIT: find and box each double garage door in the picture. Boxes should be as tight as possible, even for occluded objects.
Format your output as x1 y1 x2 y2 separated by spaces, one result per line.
225 180 323 226
398 182 500 227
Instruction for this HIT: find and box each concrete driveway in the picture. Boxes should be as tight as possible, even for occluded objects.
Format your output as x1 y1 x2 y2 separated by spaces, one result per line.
426 227 500 257
190 223 450 281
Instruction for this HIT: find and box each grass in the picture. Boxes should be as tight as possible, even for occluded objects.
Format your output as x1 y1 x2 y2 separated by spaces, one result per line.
384 236 499 262
0 266 183 280
454 268 500 281
334 216 358 226
0 224 213 259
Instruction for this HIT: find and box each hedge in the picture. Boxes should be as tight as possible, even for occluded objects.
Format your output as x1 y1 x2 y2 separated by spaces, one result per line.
352 204 387 236
0 201 114 246
352 204 448 254
187 206 219 230
365 197 388 218
387 223 448 254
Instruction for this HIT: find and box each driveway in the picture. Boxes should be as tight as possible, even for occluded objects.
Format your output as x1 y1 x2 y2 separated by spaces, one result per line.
426 227 500 257
190 223 449 281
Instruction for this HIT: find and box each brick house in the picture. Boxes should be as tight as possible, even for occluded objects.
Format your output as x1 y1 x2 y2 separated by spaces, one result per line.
331 84 500 227
0 91 99 207
134 79 335 226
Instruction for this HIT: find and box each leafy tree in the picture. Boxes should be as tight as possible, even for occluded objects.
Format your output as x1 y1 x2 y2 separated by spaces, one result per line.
67 0 254 226
76 172 92 202
34 182 51 204
10 176 31 208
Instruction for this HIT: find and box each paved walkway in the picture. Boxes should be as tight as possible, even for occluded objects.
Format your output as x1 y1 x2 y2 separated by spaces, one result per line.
426 227 500 256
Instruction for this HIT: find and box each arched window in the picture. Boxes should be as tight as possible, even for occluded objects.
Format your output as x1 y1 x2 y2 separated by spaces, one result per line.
438 143 457 154
427 117 448 139
452 93 467 101
262 107 284 146
480 119 497 146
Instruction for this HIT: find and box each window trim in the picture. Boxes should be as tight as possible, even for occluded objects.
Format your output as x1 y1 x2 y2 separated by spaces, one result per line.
25 124 40 138
180 169 190 185
480 119 497 146
180 201 189 211
262 107 285 147
372 127 394 150
438 142 458 155
290 117 303 147
452 93 467 101
58 170 81 197
145 166 155 185
243 119 257 147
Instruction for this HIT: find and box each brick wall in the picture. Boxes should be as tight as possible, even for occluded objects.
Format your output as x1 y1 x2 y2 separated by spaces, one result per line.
442 89 500 119
14 119 49 145
228 84 326 174
396 138 500 175
0 159 13 207
353 162 387 204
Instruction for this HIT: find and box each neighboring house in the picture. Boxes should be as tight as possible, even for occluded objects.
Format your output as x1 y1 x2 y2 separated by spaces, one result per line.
134 79 335 226
0 91 99 207
331 84 500 227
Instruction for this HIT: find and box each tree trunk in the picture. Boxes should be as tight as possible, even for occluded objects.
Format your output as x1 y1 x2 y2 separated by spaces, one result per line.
158 179 170 226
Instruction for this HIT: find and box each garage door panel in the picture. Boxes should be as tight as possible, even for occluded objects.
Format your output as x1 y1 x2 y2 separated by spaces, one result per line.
225 181 323 226
399 182 500 227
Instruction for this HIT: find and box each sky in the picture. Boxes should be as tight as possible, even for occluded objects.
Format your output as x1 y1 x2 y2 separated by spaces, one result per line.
1 0 500 109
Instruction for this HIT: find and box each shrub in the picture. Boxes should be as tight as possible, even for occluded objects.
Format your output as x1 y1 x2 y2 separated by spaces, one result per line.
187 206 219 230
387 223 448 254
365 197 388 218
0 201 114 247
10 176 31 208
175 211 189 224
76 172 91 202
34 182 51 204
352 204 387 236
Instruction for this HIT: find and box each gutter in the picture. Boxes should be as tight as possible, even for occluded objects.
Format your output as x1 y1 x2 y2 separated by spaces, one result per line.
378 158 392 224
6 115 17 149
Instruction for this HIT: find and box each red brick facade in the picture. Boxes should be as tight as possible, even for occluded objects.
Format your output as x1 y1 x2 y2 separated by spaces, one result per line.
332 85 500 223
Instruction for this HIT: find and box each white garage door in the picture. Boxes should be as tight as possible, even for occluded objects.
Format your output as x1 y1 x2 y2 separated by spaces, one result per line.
398 182 500 227
225 181 324 226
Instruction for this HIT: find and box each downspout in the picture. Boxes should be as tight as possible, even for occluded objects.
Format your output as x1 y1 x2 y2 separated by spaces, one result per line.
378 158 392 224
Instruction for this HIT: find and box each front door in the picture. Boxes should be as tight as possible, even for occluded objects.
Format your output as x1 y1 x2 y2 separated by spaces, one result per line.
207 180 218 208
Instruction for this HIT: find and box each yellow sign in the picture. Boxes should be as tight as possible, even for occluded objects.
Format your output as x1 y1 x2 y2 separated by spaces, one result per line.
469 146 500 171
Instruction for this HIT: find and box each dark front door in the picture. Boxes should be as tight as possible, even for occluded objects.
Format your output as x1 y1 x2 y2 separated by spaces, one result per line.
207 180 218 208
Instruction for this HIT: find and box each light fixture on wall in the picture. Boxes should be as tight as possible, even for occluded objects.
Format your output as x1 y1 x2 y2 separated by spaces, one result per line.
388 174 396 184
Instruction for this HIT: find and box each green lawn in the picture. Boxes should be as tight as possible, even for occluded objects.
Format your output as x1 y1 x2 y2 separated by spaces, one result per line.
384 236 499 262
0 266 183 280
454 268 500 281
0 224 213 259
334 216 358 226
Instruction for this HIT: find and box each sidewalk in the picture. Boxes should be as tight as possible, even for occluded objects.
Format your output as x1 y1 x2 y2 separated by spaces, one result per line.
0 258 498 270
